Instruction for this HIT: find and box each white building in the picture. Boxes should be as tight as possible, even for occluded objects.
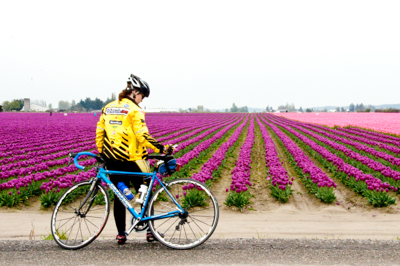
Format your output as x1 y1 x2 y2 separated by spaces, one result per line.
145 108 179 113
21 98 48 111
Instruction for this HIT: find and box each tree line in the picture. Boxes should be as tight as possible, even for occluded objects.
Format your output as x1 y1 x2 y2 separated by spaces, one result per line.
1 99 24 111
57 93 116 112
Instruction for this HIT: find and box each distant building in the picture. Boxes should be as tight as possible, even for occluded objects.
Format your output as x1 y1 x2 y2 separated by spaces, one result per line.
21 98 48 112
145 108 179 113
24 98 30 111
276 108 288 113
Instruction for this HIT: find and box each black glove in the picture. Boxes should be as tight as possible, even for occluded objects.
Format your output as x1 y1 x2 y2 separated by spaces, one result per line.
163 144 175 154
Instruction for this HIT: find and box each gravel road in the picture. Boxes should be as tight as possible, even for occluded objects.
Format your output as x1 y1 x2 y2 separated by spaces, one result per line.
1 238 400 265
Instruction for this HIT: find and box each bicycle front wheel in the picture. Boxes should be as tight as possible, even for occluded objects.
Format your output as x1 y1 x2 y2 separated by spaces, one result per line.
147 178 219 249
51 180 110 250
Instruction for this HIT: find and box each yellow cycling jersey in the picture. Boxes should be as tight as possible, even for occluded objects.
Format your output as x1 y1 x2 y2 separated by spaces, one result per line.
95 97 164 162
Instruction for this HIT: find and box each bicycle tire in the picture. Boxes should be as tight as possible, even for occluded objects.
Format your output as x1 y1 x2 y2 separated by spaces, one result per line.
51 180 110 250
147 178 219 249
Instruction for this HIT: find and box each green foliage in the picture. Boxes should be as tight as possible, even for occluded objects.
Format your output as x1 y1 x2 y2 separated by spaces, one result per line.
269 185 293 203
181 188 209 209
165 125 239 181
40 191 63 208
42 230 68 240
364 190 396 207
278 125 396 207
265 124 336 203
224 191 254 212
315 186 336 203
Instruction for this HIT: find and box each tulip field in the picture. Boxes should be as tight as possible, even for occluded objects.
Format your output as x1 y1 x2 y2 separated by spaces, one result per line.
1 112 400 209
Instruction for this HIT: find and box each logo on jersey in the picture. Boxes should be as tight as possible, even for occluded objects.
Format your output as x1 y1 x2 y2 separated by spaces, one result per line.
105 108 129 115
109 120 122 125
124 104 130 108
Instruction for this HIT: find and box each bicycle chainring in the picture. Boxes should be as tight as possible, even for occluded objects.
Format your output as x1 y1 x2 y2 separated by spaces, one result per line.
130 216 149 232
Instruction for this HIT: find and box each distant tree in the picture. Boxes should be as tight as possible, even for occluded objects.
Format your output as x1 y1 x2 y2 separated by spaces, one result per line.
93 98 104 110
71 100 76 108
323 108 328 112
10 100 21 111
104 93 116 106
48 103 53 110
299 107 303 112
239 106 248 113
306 108 313 112
2 101 10 111
349 103 355 112
341 107 346 112
225 108 228 112
58 100 70 110
365 108 371 112
285 103 296 112
336 107 340 112
366 104 375 111
359 103 365 112
266 106 270 112
230 103 238 112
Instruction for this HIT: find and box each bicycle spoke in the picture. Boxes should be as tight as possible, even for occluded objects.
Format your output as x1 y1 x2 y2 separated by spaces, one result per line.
189 216 206 235
187 221 198 240
65 216 79 241
189 215 212 227
84 219 92 236
155 216 173 228
85 218 101 230
147 179 219 249
188 206 214 214
57 216 76 232
162 217 180 236
52 181 110 249
84 215 105 219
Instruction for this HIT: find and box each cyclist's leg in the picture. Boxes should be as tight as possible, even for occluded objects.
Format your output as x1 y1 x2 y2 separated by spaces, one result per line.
132 160 160 241
104 158 130 236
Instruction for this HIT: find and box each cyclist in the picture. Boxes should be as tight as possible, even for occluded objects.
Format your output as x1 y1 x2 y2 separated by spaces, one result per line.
95 74 173 244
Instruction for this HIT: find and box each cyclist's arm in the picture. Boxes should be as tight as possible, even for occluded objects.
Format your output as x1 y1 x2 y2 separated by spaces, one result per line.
95 109 106 153
132 112 164 153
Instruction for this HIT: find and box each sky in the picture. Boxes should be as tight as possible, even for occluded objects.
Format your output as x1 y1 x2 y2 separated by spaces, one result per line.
1 0 400 111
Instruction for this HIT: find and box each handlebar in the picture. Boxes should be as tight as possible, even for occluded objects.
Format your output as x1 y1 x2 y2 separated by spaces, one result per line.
69 145 178 170
68 152 103 170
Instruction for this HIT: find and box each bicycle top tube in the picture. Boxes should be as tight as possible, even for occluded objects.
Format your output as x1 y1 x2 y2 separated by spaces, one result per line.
72 151 155 177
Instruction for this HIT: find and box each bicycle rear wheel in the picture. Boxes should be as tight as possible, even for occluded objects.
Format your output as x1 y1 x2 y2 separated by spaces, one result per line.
51 180 110 250
147 178 219 249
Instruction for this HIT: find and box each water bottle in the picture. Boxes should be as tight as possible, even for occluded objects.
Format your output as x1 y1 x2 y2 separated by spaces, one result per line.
117 182 134 201
136 184 148 204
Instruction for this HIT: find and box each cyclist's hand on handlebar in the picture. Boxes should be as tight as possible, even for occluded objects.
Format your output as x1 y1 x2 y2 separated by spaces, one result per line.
163 144 175 154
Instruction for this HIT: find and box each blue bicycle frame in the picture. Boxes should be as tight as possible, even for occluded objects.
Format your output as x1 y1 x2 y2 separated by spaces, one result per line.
74 152 184 235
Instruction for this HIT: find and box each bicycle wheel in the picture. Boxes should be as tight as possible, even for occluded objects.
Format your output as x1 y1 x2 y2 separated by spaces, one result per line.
51 180 110 250
147 178 219 249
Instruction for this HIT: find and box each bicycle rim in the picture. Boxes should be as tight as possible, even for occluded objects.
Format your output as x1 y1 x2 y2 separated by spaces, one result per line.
51 180 110 250
148 179 219 249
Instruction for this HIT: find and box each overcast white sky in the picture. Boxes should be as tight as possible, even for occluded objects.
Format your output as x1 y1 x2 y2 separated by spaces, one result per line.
1 0 399 110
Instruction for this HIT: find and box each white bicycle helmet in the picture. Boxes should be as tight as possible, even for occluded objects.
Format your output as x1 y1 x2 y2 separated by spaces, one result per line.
127 74 150 98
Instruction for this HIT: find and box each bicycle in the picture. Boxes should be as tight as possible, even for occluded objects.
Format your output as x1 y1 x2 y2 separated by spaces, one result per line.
50 150 219 250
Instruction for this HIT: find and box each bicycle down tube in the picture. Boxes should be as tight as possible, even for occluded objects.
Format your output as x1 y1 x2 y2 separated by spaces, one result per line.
97 168 184 235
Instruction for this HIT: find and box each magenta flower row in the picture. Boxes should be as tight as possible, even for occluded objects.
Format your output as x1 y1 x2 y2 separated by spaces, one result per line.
190 115 249 184
255 115 291 190
229 115 255 193
265 114 394 192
